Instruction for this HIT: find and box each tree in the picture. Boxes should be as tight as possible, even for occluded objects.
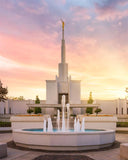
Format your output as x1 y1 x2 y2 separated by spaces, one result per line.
86 92 93 115
17 96 25 100
0 81 8 102
8 96 25 100
34 96 41 114
27 108 33 114
86 107 93 115
88 92 93 104
95 108 102 116
35 95 40 104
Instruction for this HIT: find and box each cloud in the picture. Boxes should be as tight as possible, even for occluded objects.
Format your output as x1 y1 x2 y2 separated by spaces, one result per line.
0 31 60 68
54 0 66 5
18 0 49 15
0 56 20 70
95 0 128 21
86 25 95 32
70 6 91 21
0 0 49 15
95 0 128 11
0 0 128 100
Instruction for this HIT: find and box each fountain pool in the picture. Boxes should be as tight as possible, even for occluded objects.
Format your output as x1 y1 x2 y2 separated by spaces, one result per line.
13 128 115 151
12 95 115 151
23 128 104 132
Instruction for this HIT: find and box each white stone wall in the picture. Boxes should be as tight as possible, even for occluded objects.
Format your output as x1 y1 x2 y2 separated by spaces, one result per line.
58 81 68 93
72 108 81 115
96 100 116 115
9 100 28 114
10 116 45 129
0 102 5 114
78 115 117 130
69 80 81 104
116 98 127 115
0 98 128 115
45 108 55 115
46 80 58 104
0 100 28 114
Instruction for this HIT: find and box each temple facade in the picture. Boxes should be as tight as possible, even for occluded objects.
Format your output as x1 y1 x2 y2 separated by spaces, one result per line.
1 23 128 116
46 21 81 105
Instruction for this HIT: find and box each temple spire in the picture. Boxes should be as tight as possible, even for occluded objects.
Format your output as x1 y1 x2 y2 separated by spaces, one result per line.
58 20 68 81
61 20 64 40
61 20 65 63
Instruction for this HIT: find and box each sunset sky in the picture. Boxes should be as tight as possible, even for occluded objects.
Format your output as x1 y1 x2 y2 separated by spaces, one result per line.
0 0 128 100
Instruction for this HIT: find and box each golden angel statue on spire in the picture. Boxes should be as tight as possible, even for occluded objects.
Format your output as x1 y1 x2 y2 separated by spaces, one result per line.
61 19 64 30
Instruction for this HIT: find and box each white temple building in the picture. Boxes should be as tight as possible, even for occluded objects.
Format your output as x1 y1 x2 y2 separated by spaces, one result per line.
46 21 80 105
0 22 128 116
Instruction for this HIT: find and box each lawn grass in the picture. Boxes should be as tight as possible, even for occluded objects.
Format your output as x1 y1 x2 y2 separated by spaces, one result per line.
117 122 128 127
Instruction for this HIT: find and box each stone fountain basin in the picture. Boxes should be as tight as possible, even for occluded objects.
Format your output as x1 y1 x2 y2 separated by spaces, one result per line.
12 129 115 151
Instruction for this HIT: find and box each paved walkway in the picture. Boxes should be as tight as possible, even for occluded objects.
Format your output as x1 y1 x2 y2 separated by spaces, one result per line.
116 127 128 132
0 132 128 160
0 127 11 132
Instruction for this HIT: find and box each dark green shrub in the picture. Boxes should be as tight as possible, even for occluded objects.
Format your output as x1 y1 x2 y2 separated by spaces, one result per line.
27 108 33 114
70 114 76 117
86 107 93 115
95 108 102 115
0 121 11 127
117 122 128 127
34 107 42 114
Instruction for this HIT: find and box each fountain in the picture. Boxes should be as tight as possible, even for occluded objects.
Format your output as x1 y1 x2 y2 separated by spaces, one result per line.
47 117 53 132
57 109 60 130
12 95 115 151
43 119 46 132
66 103 70 130
81 117 85 132
74 117 77 132
61 95 66 132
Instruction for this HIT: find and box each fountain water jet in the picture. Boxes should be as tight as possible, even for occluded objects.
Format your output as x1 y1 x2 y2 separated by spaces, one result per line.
57 109 60 130
43 119 46 132
76 119 81 132
47 117 53 132
66 103 70 130
62 95 66 132
81 118 85 132
74 117 77 132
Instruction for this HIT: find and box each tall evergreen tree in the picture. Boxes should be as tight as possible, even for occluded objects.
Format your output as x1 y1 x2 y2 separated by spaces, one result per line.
87 92 93 104
0 81 8 102
86 92 94 115
35 95 40 104
35 95 41 114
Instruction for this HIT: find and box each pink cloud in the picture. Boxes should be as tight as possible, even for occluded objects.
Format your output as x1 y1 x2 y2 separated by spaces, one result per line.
18 0 49 15
86 26 95 32
96 9 128 21
0 32 60 68
54 0 66 5
0 0 128 99
95 0 128 21
70 6 91 21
